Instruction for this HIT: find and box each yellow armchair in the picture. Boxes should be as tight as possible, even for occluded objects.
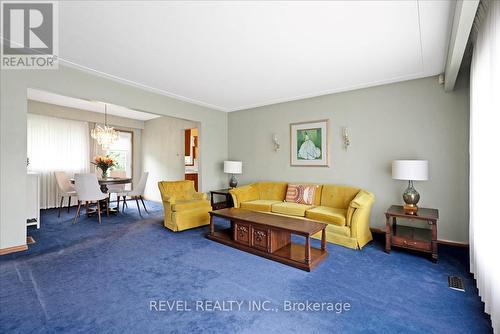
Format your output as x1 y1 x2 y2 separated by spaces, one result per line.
158 180 212 232
346 190 375 248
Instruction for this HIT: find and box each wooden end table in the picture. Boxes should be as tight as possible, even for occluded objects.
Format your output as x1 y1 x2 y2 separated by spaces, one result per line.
210 188 233 210
385 205 439 262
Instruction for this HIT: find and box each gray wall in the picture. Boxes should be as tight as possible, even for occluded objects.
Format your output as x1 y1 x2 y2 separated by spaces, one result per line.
228 76 469 243
0 65 228 249
142 116 198 202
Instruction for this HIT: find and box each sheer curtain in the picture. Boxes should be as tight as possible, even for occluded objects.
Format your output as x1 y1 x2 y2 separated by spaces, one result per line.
27 114 90 209
470 1 500 332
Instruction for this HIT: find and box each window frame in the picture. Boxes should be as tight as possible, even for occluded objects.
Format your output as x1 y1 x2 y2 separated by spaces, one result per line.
106 129 134 179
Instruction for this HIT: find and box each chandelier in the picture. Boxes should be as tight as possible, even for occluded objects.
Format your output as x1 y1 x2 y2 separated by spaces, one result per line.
91 104 118 150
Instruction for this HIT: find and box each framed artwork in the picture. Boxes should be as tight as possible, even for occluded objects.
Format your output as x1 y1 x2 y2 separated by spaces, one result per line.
290 119 329 167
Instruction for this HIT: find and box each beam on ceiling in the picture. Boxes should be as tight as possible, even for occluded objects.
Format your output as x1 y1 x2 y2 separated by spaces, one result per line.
444 0 480 91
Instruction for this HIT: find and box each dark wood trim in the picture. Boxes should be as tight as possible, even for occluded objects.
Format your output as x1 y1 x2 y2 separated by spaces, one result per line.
184 129 193 165
184 128 198 167
185 173 199 191
0 244 28 255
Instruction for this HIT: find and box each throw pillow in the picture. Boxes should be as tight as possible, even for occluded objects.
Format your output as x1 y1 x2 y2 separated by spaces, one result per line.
285 184 318 205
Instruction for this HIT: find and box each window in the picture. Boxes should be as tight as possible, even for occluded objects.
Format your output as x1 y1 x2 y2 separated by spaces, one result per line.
106 130 133 178
27 113 90 208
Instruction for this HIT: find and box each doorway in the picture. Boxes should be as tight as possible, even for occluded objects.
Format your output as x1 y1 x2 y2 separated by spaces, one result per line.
184 128 199 191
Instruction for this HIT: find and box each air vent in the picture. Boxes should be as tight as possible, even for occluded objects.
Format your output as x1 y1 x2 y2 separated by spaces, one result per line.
448 276 465 292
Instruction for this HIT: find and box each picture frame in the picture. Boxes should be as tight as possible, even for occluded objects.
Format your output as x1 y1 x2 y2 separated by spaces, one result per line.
290 119 329 167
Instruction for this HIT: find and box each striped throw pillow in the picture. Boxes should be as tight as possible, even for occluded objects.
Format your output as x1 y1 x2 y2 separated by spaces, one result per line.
285 184 318 205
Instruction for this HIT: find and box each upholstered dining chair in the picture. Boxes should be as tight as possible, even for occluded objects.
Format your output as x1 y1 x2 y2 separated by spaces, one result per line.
117 172 149 217
107 170 128 208
55 171 78 218
73 173 109 224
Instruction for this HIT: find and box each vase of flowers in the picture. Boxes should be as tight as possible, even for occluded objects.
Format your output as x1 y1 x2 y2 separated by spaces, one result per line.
92 155 116 178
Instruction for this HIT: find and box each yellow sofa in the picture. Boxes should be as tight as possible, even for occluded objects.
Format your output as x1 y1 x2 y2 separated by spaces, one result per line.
229 182 375 249
158 180 212 232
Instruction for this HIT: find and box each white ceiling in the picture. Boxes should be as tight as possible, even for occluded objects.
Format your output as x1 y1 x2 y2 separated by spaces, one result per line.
27 89 161 121
57 1 453 112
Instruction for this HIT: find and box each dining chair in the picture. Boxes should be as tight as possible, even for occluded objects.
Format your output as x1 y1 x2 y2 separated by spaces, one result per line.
118 172 149 217
73 173 109 224
107 170 128 209
55 171 78 218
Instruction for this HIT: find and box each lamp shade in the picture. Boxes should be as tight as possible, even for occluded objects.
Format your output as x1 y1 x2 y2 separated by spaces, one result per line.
223 161 242 174
392 160 428 181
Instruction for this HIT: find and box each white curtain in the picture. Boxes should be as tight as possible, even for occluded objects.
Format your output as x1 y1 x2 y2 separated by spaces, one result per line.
27 114 90 209
470 1 500 332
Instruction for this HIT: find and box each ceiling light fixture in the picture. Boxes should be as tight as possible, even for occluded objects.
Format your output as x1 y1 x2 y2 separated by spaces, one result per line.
91 104 118 150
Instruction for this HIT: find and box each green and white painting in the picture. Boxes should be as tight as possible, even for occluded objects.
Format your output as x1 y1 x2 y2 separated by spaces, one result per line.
290 120 329 167
296 128 322 160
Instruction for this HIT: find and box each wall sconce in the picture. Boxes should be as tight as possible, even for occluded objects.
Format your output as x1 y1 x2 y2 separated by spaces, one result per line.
272 134 280 152
342 127 350 150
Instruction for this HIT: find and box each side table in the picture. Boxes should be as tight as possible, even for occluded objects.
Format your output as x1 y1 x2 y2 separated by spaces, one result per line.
385 205 439 262
210 189 234 210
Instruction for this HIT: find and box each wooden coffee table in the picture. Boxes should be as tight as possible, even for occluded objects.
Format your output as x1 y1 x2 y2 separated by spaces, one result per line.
207 208 328 271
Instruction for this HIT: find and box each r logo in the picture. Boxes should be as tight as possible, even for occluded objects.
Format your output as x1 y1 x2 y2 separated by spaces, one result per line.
2 2 53 55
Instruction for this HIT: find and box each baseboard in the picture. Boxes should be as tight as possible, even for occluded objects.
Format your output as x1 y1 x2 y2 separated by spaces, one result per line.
437 239 469 248
0 244 28 255
370 227 469 248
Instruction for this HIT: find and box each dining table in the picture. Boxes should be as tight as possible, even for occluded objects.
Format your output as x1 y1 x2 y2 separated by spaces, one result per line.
70 176 133 215
96 177 133 193
70 176 133 192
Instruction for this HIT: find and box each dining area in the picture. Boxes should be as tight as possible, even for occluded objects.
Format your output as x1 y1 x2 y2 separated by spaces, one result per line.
25 92 197 232
26 105 152 226
55 168 149 224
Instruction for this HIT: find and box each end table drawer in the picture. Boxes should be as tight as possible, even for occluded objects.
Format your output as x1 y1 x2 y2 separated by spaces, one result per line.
234 223 250 245
392 236 431 251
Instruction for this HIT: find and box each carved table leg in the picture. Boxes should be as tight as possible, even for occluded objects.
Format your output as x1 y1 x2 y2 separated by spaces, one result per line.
209 214 214 236
431 220 438 263
321 228 326 251
305 236 311 264
385 214 391 254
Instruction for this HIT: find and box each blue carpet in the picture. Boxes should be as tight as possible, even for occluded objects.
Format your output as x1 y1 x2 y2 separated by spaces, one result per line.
0 201 492 333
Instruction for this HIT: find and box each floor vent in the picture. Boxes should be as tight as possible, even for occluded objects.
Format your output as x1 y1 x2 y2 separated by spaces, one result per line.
448 276 465 292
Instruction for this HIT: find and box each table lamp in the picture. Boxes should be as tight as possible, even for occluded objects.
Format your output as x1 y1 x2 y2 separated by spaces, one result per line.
224 161 242 188
392 160 428 215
